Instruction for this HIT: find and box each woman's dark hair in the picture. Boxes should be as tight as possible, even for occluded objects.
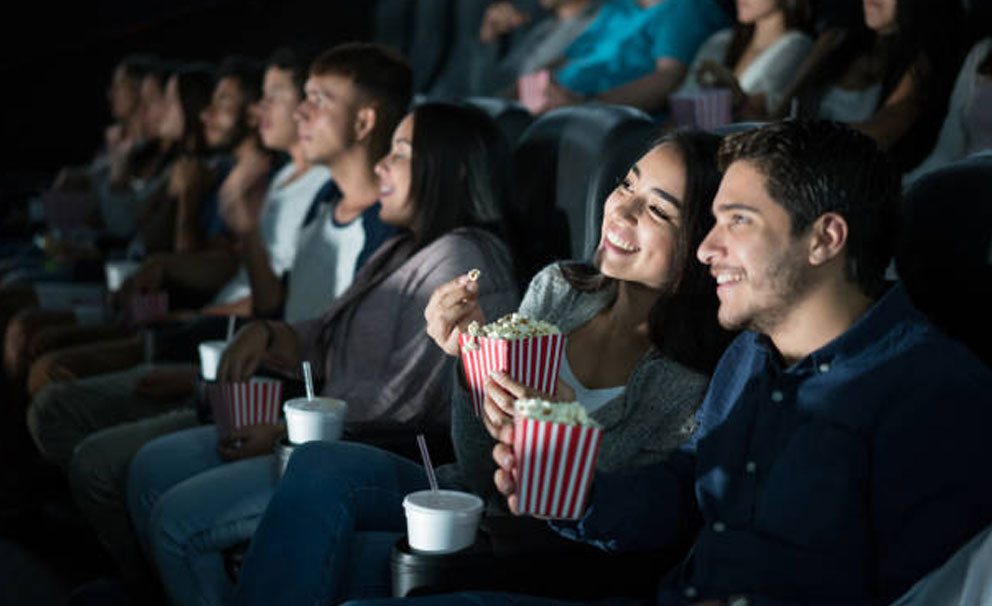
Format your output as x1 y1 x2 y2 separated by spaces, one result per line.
407 102 512 248
561 130 734 374
725 0 813 69
792 0 965 169
173 64 214 156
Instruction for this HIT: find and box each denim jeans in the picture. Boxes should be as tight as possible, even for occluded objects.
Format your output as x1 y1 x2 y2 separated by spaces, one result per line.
127 424 276 606
231 441 438 605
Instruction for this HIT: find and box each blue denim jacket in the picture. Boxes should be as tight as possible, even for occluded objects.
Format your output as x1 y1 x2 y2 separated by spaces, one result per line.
555 284 992 606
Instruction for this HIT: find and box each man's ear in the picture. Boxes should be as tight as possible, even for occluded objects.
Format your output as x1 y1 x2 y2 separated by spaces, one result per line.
354 106 377 142
808 212 848 267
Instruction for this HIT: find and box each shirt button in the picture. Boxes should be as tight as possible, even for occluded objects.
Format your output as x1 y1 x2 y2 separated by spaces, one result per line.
818 363 831 373
771 390 784 403
684 586 698 598
713 521 726 533
745 461 757 474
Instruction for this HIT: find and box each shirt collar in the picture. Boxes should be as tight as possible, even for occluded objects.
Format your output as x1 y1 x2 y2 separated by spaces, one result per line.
746 283 923 375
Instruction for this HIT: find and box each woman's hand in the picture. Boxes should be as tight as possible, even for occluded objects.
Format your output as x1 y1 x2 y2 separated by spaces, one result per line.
218 149 271 237
541 80 583 113
216 423 284 461
480 372 575 440
113 257 166 309
216 322 271 383
424 275 486 357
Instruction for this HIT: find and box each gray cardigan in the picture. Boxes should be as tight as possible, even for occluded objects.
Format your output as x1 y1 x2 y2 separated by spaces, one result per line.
437 263 710 506
290 228 519 436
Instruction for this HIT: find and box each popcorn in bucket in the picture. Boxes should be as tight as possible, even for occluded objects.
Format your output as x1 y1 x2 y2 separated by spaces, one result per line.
127 292 169 325
206 377 284 438
668 88 734 130
518 69 551 115
512 399 602 520
458 313 566 417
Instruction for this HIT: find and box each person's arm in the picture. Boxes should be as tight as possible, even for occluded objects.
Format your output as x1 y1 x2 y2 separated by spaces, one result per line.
238 229 286 317
198 297 253 317
159 248 240 295
594 58 688 113
170 159 215 252
772 29 845 119
870 367 992 603
216 319 302 382
850 69 922 151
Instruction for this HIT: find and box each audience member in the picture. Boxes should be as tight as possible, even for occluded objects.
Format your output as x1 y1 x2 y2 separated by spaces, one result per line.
905 35 992 182
779 0 965 171
485 120 992 606
673 0 813 120
540 0 732 114
127 101 519 606
34 43 411 588
229 129 733 605
468 0 602 97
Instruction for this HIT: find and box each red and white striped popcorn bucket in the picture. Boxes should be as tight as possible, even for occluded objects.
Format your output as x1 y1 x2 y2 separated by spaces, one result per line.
669 89 734 130
207 377 284 438
513 414 602 520
127 292 169 325
518 69 551 115
458 333 567 417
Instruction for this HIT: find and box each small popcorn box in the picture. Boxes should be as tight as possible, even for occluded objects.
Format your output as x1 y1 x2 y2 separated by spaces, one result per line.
207 377 284 438
513 414 602 520
458 332 567 417
127 292 169 325
518 69 551 115
669 88 734 130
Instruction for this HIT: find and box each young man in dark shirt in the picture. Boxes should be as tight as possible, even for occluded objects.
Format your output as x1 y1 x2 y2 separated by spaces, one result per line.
482 121 992 606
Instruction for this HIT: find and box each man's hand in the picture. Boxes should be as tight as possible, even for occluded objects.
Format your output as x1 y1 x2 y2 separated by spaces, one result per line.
481 372 575 440
541 80 584 113
216 423 284 461
114 257 167 308
480 2 530 42
219 148 271 237
133 367 198 400
168 157 210 199
424 275 486 357
216 321 271 383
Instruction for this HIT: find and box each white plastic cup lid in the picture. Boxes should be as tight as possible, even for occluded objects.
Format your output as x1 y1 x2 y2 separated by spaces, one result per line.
403 490 483 516
284 397 346 415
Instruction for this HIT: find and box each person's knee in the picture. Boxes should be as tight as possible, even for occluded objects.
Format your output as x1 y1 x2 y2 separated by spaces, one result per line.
68 432 127 506
4 310 33 378
26 383 73 462
26 350 75 398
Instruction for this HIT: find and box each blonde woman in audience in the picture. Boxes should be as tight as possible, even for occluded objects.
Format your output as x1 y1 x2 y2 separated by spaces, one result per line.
778 0 965 171
673 0 813 121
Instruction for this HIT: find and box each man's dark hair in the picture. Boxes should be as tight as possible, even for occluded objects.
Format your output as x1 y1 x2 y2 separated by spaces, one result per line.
216 55 264 106
718 120 899 298
310 42 413 164
266 46 313 96
118 54 160 82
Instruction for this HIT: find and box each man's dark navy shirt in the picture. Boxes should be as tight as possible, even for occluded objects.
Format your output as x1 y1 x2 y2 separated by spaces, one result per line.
556 284 992 606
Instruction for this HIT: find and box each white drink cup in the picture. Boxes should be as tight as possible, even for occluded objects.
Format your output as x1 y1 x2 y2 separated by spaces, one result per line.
283 397 347 444
198 340 228 381
403 490 483 554
104 260 141 292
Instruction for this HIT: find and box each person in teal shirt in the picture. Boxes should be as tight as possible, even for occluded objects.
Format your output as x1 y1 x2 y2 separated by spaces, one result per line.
543 0 731 114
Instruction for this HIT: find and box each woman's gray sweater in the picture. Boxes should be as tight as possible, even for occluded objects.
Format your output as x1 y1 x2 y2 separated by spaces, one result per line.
437 263 710 509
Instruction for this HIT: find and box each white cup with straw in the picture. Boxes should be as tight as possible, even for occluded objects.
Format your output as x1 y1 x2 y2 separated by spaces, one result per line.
283 360 347 444
403 434 483 553
197 316 237 381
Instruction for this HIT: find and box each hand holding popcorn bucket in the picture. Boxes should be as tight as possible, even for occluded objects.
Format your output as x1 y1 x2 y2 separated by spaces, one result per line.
205 377 284 439
512 399 602 520
458 312 567 418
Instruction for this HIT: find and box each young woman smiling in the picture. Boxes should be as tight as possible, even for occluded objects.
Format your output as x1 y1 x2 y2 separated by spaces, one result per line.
229 130 734 605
